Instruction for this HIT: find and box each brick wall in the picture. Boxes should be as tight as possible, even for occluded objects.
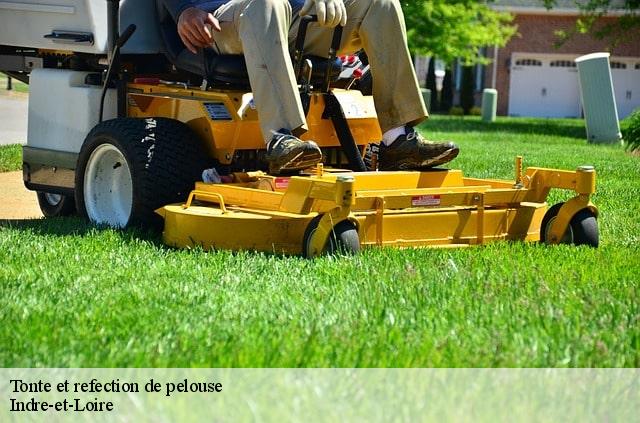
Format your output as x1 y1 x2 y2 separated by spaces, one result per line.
484 14 640 115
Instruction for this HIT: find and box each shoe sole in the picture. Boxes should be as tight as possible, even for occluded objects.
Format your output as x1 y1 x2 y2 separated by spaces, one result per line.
269 149 322 174
380 147 460 171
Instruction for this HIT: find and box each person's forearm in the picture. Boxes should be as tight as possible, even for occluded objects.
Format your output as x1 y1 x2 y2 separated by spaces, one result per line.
163 0 198 21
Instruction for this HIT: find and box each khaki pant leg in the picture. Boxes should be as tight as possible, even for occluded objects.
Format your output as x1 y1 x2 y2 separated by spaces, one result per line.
294 0 427 133
212 0 307 143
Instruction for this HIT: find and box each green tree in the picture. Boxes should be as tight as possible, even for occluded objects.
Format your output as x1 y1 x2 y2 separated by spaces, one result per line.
543 0 640 45
402 0 517 65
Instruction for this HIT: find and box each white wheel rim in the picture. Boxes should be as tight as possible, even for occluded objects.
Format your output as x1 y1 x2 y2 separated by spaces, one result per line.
44 193 62 206
84 143 133 227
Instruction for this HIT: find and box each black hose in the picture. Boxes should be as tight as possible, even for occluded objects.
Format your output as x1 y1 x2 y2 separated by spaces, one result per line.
99 24 137 123
325 94 367 172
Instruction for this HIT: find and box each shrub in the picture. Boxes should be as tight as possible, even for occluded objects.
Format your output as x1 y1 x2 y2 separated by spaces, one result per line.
441 64 454 112
460 66 475 114
621 108 640 152
449 106 464 116
426 58 439 112
470 106 482 116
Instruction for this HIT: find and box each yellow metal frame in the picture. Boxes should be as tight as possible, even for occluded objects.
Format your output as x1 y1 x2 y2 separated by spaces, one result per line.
156 158 598 255
127 83 381 164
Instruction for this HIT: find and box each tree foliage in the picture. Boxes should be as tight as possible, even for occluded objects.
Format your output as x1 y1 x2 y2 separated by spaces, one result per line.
543 0 640 45
402 0 517 65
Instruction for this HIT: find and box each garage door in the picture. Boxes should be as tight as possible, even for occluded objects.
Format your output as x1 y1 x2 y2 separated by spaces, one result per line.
508 54 581 118
508 53 640 119
611 60 640 119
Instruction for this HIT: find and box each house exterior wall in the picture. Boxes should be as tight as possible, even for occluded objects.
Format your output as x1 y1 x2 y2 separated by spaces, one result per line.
485 14 640 115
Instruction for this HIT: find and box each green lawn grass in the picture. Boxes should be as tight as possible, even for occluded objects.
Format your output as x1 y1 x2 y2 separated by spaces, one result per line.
1 116 638 367
0 73 29 94
0 143 21 172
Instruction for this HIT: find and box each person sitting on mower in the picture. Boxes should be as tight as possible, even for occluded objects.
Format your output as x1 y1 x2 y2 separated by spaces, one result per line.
166 0 459 174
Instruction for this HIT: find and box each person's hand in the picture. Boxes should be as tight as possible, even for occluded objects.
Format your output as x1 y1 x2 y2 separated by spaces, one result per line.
177 7 221 54
300 0 347 27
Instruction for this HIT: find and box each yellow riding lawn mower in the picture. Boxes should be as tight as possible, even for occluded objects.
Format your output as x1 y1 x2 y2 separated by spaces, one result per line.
0 0 598 256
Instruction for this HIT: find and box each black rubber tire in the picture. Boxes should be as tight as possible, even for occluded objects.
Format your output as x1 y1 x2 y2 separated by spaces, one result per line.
36 192 76 217
540 202 599 247
75 117 209 229
303 215 360 257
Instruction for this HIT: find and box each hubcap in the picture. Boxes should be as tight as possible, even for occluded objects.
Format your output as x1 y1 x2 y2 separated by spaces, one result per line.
44 192 62 206
84 143 133 227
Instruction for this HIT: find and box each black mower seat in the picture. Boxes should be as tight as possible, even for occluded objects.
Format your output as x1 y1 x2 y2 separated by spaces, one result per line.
156 0 342 87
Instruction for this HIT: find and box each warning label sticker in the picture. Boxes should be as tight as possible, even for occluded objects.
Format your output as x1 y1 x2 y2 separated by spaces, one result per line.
275 177 290 190
411 194 441 206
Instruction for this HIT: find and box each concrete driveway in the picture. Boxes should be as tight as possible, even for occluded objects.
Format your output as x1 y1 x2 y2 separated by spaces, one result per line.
0 91 40 219
0 171 42 219
0 92 28 146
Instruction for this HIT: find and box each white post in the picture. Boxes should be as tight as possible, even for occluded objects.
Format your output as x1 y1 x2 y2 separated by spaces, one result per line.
575 52 622 144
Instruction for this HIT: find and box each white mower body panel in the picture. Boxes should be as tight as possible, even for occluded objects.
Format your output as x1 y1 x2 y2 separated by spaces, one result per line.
0 0 162 54
28 68 116 154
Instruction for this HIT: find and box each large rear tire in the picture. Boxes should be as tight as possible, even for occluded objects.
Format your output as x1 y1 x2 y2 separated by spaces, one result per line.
75 117 209 228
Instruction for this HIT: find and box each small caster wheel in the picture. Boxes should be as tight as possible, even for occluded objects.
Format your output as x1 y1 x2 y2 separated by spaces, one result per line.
541 202 599 247
36 192 76 217
303 216 360 258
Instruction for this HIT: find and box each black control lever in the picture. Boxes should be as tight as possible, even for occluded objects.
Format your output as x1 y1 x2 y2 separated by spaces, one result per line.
99 24 137 123
324 24 343 92
293 15 343 91
116 24 137 49
293 15 317 80
293 16 365 171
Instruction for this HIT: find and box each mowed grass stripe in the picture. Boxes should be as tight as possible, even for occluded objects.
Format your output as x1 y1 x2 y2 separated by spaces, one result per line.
0 116 638 367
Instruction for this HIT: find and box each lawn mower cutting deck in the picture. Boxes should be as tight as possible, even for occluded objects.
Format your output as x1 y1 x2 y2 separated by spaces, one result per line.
1 0 599 256
157 158 598 257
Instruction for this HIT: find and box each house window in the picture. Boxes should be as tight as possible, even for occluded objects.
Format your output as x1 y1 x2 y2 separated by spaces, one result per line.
550 60 576 67
515 59 542 66
635 63 640 69
610 61 627 69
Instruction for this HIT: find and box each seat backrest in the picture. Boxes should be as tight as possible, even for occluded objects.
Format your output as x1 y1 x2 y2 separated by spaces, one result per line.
121 0 164 54
155 0 208 76
155 0 255 87
154 1 342 88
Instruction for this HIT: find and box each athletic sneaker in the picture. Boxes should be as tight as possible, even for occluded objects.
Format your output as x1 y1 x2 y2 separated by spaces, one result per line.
265 129 322 174
378 126 459 171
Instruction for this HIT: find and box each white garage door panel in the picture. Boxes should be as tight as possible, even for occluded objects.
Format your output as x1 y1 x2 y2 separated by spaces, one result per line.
612 63 640 119
509 56 581 118
508 54 640 119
